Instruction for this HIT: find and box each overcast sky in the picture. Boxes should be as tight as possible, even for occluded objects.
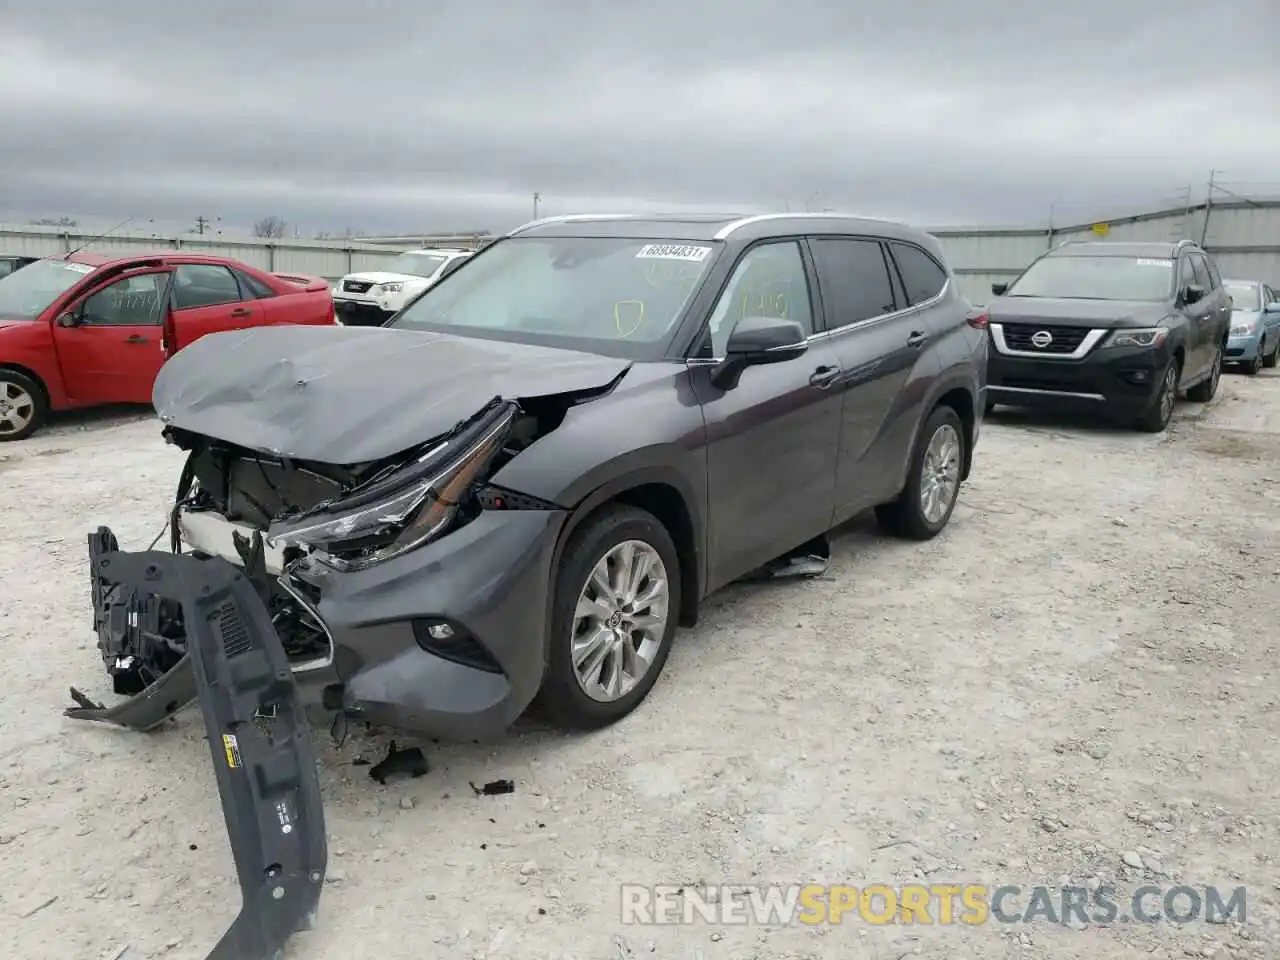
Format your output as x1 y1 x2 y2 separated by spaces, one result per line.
2 0 1276 236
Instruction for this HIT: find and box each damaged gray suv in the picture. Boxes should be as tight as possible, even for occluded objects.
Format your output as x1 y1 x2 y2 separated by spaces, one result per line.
79 213 988 743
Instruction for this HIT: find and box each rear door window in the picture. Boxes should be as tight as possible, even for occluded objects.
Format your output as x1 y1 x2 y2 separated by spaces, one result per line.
808 238 898 329
174 264 244 309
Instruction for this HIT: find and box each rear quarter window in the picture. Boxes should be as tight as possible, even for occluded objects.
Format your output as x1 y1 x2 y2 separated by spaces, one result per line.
236 269 277 299
889 242 948 306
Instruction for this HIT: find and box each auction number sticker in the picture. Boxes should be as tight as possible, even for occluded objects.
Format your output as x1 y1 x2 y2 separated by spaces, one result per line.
223 733 243 769
1136 259 1173 267
64 262 96 274
635 243 712 262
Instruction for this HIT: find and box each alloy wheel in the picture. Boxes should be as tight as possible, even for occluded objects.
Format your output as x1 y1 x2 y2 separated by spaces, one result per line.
919 424 961 524
0 382 35 437
1159 365 1178 424
571 540 670 703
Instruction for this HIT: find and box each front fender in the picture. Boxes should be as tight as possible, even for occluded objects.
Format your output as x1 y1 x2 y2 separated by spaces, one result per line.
0 320 69 407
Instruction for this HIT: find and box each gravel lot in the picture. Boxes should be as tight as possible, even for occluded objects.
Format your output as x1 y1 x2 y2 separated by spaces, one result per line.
3 374 1279 960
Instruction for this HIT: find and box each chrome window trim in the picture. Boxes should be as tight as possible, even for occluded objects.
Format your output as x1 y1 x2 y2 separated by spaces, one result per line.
688 277 952 363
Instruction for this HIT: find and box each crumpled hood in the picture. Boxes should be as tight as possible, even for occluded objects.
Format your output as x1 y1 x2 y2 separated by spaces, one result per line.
988 297 1170 329
1231 309 1261 325
152 325 631 464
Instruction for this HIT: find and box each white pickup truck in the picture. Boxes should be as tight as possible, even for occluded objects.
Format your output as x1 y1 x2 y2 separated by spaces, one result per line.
332 248 472 326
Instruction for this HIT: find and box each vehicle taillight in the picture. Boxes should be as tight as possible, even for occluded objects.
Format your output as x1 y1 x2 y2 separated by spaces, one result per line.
966 311 990 330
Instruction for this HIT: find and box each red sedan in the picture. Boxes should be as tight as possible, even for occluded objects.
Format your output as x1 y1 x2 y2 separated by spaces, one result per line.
0 252 337 440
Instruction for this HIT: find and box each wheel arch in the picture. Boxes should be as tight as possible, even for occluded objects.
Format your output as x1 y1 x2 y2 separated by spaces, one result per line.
0 363 51 407
549 467 703 629
919 372 979 481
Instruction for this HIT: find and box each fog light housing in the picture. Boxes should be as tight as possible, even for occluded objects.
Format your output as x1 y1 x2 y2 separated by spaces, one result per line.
411 618 503 673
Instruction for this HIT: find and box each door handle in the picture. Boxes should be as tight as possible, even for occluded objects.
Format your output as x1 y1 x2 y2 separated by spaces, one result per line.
907 330 928 348
231 307 252 318
809 365 840 389
125 334 149 344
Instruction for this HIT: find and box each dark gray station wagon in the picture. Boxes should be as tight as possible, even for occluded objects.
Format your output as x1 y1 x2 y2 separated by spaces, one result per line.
80 213 989 744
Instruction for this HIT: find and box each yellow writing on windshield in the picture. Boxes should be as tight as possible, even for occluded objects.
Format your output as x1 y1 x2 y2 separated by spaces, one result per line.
615 299 645 337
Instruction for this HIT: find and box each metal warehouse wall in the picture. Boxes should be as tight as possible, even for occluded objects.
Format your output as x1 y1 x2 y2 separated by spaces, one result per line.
932 200 1280 306
3 199 1277 292
0 226 408 281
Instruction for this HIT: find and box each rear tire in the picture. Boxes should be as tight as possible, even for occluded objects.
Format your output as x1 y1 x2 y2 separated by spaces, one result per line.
0 369 48 442
875 405 965 541
984 397 996 416
1187 343 1222 402
538 505 681 731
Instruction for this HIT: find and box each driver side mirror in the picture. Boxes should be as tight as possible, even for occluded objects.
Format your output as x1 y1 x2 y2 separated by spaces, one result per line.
711 315 808 390
56 310 81 328
1181 284 1205 306
1264 300 1280 314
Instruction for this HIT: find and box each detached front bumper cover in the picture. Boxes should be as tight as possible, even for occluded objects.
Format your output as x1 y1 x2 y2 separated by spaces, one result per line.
67 535 327 960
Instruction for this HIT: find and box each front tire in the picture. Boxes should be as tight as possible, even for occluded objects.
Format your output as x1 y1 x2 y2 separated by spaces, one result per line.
1135 357 1180 432
1264 339 1278 369
0 370 48 442
538 504 681 730
875 404 965 541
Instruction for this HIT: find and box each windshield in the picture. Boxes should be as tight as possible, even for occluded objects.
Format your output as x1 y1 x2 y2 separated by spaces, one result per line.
388 236 718 358
0 258 97 319
1007 255 1174 301
1224 281 1261 311
383 253 451 279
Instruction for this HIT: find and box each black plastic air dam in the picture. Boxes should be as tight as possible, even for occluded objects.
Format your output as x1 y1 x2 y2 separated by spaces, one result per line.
69 545 327 960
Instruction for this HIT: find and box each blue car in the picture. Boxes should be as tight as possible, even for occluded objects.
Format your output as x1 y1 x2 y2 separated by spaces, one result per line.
1224 278 1280 374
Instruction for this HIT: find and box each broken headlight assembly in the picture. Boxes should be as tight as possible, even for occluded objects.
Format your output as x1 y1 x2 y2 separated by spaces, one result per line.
267 405 515 571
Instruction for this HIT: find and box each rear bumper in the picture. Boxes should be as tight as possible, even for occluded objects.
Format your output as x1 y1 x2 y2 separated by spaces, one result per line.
987 339 1172 414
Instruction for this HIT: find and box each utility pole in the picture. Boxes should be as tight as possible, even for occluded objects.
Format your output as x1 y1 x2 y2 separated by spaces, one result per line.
195 215 209 235
1200 170 1216 246
532 192 541 219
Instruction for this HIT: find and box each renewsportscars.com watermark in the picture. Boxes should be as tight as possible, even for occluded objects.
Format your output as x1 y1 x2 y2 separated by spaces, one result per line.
621 884 1247 927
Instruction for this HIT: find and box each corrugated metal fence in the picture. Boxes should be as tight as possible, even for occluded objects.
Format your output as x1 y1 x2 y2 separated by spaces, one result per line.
3 200 1277 301
933 200 1280 305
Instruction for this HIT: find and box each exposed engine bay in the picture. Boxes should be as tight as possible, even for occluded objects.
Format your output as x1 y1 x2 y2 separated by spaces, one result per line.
94 394 577 694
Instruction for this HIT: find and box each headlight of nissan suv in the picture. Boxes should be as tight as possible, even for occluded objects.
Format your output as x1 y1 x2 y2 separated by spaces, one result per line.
1107 327 1169 348
267 406 514 571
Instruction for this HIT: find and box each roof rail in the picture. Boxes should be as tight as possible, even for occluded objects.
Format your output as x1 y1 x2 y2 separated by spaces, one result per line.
506 214 647 237
711 211 902 241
